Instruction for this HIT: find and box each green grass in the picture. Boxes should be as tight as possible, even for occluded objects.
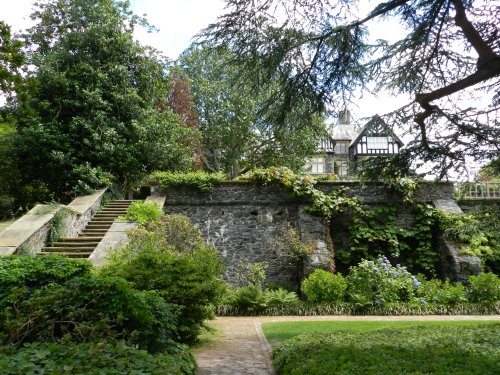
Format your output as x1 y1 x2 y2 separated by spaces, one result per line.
262 320 496 346
266 322 500 375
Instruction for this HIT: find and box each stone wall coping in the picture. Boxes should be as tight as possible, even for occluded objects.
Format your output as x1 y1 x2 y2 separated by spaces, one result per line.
145 195 166 209
0 204 56 250
0 188 107 256
67 188 107 214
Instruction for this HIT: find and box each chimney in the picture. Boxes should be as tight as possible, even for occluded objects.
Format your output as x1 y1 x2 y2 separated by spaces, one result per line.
338 108 351 124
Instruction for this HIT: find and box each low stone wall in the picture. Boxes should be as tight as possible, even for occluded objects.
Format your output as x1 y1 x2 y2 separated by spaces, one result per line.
0 189 106 256
457 199 500 212
154 181 457 286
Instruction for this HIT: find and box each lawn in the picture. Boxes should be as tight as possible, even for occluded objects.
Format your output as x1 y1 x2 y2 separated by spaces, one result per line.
263 321 500 375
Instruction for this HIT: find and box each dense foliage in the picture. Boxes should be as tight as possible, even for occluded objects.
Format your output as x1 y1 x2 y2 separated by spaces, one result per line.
12 0 194 205
218 256 500 315
122 201 163 225
151 171 226 192
99 214 226 344
301 269 346 304
272 324 500 375
438 207 500 273
0 340 196 375
341 203 439 275
179 44 326 178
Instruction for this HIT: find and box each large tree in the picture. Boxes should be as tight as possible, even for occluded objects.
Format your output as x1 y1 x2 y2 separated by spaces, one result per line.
0 21 25 99
202 0 500 178
179 44 326 178
13 0 193 203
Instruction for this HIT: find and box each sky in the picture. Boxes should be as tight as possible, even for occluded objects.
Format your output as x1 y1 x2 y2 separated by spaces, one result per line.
1 0 410 121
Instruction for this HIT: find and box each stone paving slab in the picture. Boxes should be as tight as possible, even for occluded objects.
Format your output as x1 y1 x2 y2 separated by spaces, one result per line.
193 315 500 374
193 317 276 375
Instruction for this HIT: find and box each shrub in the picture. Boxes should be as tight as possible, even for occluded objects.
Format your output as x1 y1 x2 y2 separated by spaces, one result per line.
0 340 196 375
346 256 418 306
417 279 467 305
99 215 226 344
301 269 347 303
264 288 300 307
230 285 268 313
466 273 500 304
152 171 225 192
1 275 178 352
121 201 163 224
0 255 91 316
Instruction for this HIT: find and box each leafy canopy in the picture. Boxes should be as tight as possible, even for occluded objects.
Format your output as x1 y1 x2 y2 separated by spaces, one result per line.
202 0 500 178
179 44 327 178
13 0 194 203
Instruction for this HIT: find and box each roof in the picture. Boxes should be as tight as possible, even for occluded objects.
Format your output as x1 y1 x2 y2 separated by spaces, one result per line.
329 124 361 141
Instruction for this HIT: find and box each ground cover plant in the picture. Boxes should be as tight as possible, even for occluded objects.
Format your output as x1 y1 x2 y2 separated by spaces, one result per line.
266 322 500 375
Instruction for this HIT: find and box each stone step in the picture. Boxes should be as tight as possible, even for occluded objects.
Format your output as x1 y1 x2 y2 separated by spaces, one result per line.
59 237 103 242
42 246 96 252
92 214 121 219
38 252 93 258
51 242 100 247
81 230 107 236
91 217 117 221
96 210 127 214
85 224 112 228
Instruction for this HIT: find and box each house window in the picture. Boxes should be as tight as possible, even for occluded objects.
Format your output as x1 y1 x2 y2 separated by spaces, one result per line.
366 136 389 150
335 161 348 177
309 157 325 174
334 143 347 154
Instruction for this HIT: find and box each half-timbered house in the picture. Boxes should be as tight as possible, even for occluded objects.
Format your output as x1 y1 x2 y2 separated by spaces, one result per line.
305 110 404 178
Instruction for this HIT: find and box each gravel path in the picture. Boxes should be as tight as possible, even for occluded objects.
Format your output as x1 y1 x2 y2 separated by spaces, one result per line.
193 315 500 374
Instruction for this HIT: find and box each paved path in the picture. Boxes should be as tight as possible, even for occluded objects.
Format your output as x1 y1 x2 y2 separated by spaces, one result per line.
193 315 500 374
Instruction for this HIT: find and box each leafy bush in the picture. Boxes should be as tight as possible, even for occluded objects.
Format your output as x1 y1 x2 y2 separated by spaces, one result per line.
466 273 500 304
437 210 499 272
0 255 91 315
346 256 418 306
230 285 268 313
417 279 467 305
0 340 196 375
121 201 163 224
272 324 500 375
1 275 178 353
264 288 300 307
152 171 225 192
301 269 347 303
99 215 226 344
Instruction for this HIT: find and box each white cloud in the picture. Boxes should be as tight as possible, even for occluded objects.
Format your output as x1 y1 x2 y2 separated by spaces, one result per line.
131 0 226 59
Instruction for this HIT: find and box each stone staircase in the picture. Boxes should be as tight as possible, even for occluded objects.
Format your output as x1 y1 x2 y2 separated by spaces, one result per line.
38 200 135 258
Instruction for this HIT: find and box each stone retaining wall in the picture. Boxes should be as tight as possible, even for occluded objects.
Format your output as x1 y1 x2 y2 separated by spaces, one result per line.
154 181 457 286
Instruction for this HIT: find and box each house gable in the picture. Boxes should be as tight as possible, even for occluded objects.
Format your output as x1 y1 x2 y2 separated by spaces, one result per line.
350 115 403 159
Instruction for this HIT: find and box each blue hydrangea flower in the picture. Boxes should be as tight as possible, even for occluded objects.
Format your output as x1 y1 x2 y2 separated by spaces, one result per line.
396 264 401 267
413 279 421 287
375 299 381 305
420 299 427 305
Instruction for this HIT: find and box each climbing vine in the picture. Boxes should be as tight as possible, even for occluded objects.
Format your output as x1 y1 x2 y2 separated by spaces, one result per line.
338 203 439 276
248 167 361 217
